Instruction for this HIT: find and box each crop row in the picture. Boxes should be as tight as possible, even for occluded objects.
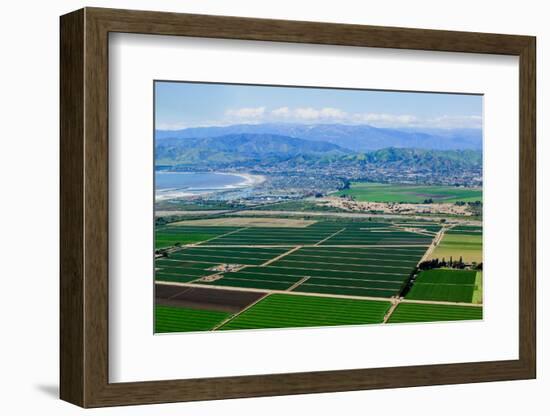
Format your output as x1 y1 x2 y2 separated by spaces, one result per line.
388 303 482 323
155 305 230 333
220 294 391 330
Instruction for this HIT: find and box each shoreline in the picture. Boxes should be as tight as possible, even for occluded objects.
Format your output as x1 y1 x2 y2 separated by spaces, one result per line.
155 171 266 201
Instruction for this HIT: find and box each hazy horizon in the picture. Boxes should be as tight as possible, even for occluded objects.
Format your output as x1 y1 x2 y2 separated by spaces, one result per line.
155 81 483 131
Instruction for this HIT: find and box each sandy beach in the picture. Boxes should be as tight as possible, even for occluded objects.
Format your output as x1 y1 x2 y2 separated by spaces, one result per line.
155 171 266 201
231 172 266 187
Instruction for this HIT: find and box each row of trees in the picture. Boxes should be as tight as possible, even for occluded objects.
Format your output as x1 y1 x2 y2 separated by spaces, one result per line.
418 257 483 271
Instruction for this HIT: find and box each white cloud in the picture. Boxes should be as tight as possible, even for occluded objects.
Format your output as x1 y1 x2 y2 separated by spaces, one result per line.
221 105 481 129
294 107 321 120
155 121 189 130
353 113 418 125
427 115 482 129
225 106 266 119
271 107 290 117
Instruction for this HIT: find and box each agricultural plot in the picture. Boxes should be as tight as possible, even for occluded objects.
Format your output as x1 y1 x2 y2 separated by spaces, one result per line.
155 305 231 332
220 294 391 330
195 246 426 298
169 217 316 228
155 284 265 313
154 217 482 333
406 283 474 303
446 225 482 235
155 220 431 298
429 232 482 263
406 268 479 303
472 272 483 304
393 222 443 234
414 269 477 284
387 302 482 323
155 247 290 284
155 225 241 249
319 227 433 246
337 182 482 204
200 222 432 246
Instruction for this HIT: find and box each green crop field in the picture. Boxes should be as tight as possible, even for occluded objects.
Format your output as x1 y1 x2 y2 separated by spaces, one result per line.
155 305 231 332
153 216 484 332
472 272 483 304
387 303 482 323
155 225 240 249
406 269 478 303
337 182 482 203
429 233 482 263
406 283 475 303
191 245 426 298
220 294 391 330
446 226 482 235
415 269 477 284
155 223 430 298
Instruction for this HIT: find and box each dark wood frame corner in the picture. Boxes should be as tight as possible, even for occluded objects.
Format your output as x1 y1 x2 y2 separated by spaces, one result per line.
60 7 536 408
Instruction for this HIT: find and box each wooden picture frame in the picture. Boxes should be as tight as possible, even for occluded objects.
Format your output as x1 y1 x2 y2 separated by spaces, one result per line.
60 7 536 408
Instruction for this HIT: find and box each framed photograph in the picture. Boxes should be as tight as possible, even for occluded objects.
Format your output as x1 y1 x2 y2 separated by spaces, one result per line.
60 7 536 408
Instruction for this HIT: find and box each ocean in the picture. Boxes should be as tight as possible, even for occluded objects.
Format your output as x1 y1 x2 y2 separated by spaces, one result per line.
155 171 250 200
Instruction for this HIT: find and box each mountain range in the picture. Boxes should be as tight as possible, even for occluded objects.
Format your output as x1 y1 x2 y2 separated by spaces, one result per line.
156 133 350 165
155 132 482 175
155 123 482 152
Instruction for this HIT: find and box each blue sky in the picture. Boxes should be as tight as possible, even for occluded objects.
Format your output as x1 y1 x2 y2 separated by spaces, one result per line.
155 81 482 130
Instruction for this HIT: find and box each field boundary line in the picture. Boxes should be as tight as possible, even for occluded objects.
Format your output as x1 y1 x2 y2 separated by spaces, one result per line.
383 299 401 323
261 245 303 266
211 293 270 330
194 226 250 246
400 298 483 307
314 227 346 246
417 227 446 264
287 276 311 291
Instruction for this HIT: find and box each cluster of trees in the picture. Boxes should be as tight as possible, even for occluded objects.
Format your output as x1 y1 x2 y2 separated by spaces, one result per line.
418 257 482 271
455 200 482 206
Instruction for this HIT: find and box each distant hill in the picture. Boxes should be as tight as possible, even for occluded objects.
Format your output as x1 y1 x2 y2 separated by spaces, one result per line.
156 123 482 151
155 133 352 165
155 131 482 180
357 147 482 170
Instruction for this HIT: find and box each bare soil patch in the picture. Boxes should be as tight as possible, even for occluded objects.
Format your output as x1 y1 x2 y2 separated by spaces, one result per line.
155 284 266 313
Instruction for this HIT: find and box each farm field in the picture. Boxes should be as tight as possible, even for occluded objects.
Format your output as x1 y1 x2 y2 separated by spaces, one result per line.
387 302 482 323
154 216 482 333
155 305 231 332
169 217 317 228
446 225 482 235
471 272 483 304
428 232 482 263
156 243 428 298
199 221 434 246
219 293 391 330
406 283 475 303
155 225 240 249
337 182 482 203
